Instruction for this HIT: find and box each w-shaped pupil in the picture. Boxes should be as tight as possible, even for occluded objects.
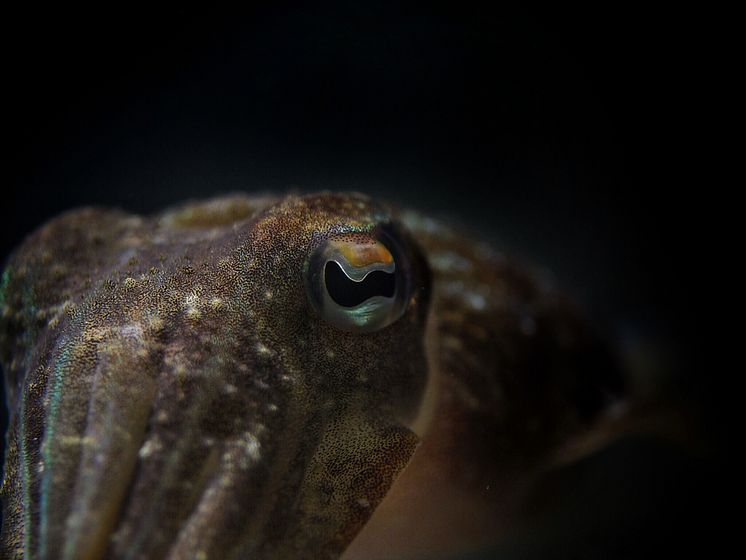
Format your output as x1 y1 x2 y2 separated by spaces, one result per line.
325 261 395 307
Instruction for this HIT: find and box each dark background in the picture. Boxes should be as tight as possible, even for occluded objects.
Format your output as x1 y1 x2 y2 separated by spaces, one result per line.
1 4 719 558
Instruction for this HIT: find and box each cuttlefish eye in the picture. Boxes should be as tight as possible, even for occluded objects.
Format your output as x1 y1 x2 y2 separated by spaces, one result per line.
306 230 412 332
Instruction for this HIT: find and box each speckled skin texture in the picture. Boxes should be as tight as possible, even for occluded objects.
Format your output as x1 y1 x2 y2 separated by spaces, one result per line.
0 192 621 559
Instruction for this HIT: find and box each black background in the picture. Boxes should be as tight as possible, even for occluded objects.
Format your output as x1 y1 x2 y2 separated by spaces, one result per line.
1 4 719 558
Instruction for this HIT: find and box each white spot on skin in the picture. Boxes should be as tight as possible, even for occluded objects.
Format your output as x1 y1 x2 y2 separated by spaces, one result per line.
120 323 144 340
255 342 273 356
238 433 262 469
464 292 487 311
401 212 451 237
184 291 202 320
254 379 270 390
442 281 491 311
147 315 164 334
138 435 163 459
429 251 474 273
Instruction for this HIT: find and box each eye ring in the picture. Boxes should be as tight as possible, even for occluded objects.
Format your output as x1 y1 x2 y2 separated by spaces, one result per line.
306 230 411 332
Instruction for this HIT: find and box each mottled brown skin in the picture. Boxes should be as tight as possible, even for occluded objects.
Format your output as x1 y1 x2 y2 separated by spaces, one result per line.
0 193 621 560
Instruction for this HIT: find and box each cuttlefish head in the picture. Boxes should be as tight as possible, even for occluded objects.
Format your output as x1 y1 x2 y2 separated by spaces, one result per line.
0 193 432 559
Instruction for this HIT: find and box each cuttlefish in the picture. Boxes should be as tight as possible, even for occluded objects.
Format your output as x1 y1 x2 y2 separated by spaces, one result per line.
0 192 623 559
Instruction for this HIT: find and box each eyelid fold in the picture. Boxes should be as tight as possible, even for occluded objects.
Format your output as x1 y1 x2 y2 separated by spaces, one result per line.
333 239 394 267
326 239 396 281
